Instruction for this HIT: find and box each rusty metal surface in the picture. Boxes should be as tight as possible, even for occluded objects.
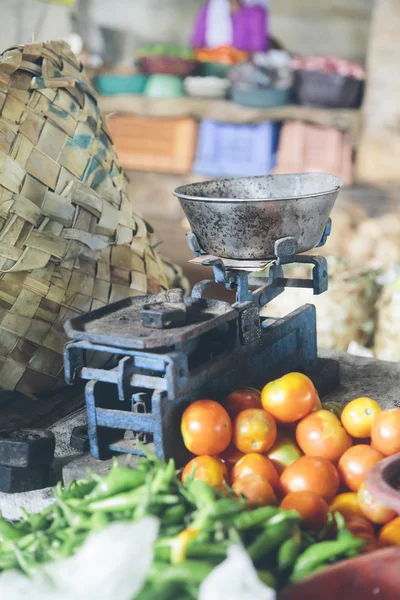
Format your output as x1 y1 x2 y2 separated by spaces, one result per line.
174 173 342 259
64 292 237 350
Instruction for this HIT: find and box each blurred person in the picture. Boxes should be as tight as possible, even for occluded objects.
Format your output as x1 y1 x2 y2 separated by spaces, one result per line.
191 0 269 52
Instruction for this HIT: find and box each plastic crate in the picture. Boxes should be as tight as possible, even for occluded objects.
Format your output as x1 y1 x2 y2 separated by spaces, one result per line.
193 120 280 178
107 115 198 174
272 121 353 185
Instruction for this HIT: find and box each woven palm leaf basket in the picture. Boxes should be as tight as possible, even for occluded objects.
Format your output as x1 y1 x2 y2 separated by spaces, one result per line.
0 40 187 399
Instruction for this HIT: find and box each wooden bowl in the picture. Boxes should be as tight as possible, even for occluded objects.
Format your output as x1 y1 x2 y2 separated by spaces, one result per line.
279 548 400 600
365 452 400 512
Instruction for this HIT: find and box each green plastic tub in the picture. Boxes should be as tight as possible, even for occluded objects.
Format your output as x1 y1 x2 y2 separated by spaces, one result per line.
231 86 293 108
94 74 149 96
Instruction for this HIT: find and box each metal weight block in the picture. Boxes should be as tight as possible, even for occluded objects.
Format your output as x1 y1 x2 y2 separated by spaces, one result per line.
70 425 90 453
0 430 55 468
0 464 51 493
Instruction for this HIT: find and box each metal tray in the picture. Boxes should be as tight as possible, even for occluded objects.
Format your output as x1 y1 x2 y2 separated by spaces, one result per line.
64 293 237 350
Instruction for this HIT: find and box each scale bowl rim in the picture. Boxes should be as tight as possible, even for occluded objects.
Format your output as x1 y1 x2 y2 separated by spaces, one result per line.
173 172 344 204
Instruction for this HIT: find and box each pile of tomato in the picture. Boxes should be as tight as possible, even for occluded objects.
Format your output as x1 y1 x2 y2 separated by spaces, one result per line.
180 373 400 550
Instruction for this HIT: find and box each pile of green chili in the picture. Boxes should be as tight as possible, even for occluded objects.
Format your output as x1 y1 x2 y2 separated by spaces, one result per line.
0 451 364 599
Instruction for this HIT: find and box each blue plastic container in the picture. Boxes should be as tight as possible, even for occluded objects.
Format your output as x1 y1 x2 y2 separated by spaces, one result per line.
193 120 280 178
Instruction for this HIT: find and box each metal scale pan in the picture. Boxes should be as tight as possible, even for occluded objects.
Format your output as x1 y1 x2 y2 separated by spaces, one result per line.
174 172 342 260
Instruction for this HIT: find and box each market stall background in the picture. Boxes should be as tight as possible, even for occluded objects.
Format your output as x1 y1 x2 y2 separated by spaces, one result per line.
0 3 400 598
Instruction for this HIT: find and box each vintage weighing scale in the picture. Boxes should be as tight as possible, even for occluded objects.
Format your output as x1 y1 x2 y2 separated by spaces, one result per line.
64 173 343 466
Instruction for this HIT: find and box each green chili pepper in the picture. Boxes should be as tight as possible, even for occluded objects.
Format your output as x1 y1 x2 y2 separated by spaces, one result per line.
87 486 146 512
136 581 181 600
232 506 280 531
209 497 247 519
161 505 186 525
186 540 230 560
291 530 365 581
150 560 214 585
85 467 147 502
257 570 277 589
277 529 302 573
187 480 216 509
247 516 299 562
0 517 24 541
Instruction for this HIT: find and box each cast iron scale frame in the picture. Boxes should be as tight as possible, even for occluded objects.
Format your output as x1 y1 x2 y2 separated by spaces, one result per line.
64 174 342 466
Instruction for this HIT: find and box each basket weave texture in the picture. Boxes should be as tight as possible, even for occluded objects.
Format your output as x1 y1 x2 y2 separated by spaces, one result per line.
0 41 184 396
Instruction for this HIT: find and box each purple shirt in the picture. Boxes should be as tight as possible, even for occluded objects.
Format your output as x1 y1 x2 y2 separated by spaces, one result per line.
191 4 268 53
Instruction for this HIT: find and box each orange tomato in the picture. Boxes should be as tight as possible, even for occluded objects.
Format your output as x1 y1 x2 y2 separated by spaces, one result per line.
338 445 384 492
344 516 375 537
280 456 340 502
266 434 303 475
231 453 280 491
233 408 277 454
341 397 382 438
358 482 397 524
296 410 352 462
280 491 329 530
181 400 232 455
223 388 261 421
379 516 400 546
181 455 228 488
371 408 400 456
261 373 317 423
218 444 245 471
329 492 364 520
232 474 277 507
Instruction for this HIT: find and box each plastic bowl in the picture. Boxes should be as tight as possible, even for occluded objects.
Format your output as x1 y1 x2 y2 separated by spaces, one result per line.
232 86 293 108
144 75 185 98
184 76 230 98
94 74 149 96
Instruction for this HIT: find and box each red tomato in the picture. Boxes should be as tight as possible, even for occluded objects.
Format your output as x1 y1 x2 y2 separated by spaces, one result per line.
371 408 400 456
344 516 375 537
266 434 303 475
181 455 228 488
280 456 340 502
358 482 397 524
218 444 245 472
181 400 232 456
338 445 384 492
232 474 277 507
233 409 277 454
296 410 352 462
280 491 329 529
222 388 261 421
231 453 280 491
261 373 317 423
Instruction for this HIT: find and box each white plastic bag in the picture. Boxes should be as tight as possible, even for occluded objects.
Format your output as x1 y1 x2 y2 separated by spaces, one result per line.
0 517 159 600
199 545 276 600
